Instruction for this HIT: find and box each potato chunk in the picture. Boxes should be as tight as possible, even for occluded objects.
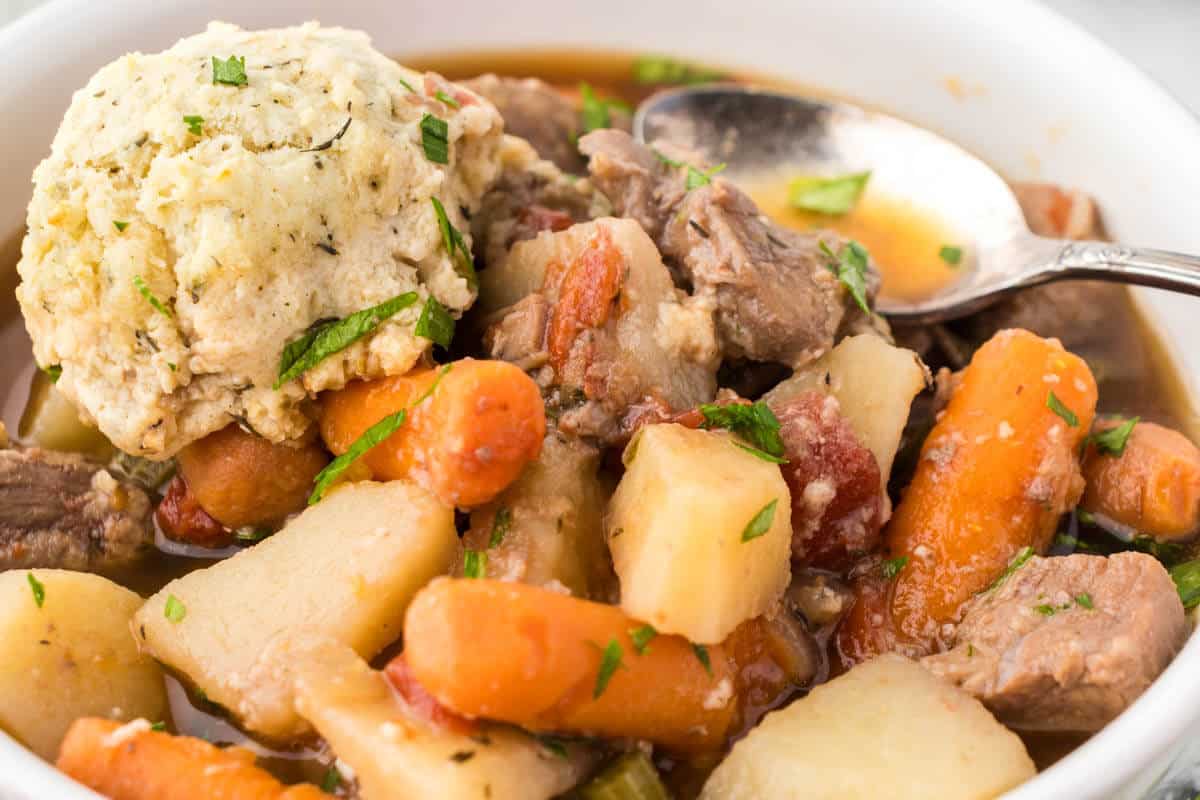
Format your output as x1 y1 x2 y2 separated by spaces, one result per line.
0 570 166 760
290 636 594 800
134 481 456 739
765 334 927 484
700 655 1035 800
607 424 791 643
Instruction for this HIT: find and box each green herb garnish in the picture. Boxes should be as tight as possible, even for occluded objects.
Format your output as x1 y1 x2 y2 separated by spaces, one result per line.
113 220 129 232
150 721 167 732
987 546 1034 592
741 498 778 542
211 55 247 86
183 115 204 136
819 239 871 315
1047 391 1079 427
578 82 629 133
463 549 487 579
431 197 477 289
633 55 725 85
320 765 341 793
488 508 512 548
576 752 670 800
435 90 461 109
537 735 569 760
397 76 416 93
164 594 187 623
693 644 713 676
629 624 658 655
27 573 44 608
1169 559 1200 609
698 400 786 458
420 113 449 164
939 245 963 266
1033 603 1057 616
1090 417 1139 457
594 639 623 698
275 292 418 388
41 364 62 383
1075 593 1095 610
733 441 789 464
652 149 726 191
881 556 909 580
414 295 455 349
234 527 270 543
309 410 407 504
133 275 173 318
788 171 870 216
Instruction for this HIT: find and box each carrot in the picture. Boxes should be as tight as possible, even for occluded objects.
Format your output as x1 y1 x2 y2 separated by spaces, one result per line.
320 359 546 508
156 474 231 548
1082 420 1200 541
839 329 1097 659
400 578 736 752
56 718 325 800
177 425 329 530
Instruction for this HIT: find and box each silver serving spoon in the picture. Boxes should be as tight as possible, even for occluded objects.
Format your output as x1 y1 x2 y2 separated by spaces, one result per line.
633 85 1200 323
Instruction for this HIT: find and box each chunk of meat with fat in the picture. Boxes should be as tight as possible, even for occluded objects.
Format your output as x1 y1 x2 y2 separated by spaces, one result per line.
0 446 153 571
579 129 877 367
922 552 1187 732
774 391 883 570
480 217 717 443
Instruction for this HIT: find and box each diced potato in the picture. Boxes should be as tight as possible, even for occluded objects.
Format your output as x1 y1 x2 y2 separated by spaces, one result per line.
18 370 113 460
134 481 456 740
460 433 613 598
700 654 1035 800
289 635 594 800
0 570 166 760
765 334 927 483
607 424 791 643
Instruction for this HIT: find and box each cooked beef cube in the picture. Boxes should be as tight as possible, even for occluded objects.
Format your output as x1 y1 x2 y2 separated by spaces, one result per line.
471 135 607 270
579 129 876 367
479 217 717 443
462 74 578 172
922 552 1187 732
0 447 154 571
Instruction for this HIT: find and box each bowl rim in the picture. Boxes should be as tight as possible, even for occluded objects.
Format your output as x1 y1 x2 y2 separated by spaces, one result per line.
1 0 1199 798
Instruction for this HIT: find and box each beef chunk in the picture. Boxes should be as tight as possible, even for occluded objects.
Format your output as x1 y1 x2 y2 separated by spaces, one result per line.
922 552 1187 732
463 74 586 172
0 447 154 571
775 391 883 570
579 129 876 367
479 217 717 443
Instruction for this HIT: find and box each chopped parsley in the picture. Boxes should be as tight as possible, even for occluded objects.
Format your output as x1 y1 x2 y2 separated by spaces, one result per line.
183 115 204 136
420 113 450 164
652 149 726 190
819 240 871 315
488 508 512 548
632 55 725 85
733 441 789 464
986 546 1034 592
787 171 871 216
1090 417 1139 456
431 197 477 289
1033 603 1058 616
150 721 167 732
578 82 630 133
234 527 270 543
164 594 187 623
414 295 455 349
629 624 658 655
309 410 407 504
1169 559 1200 610
741 498 778 542
939 245 963 266
1046 391 1079 427
593 640 623 698
133 275 173 318
113 220 129 232
698 401 786 458
537 735 569 759
1075 593 1095 610
27 573 44 608
693 644 713 676
435 90 461 109
880 556 909 580
412 363 452 407
41 364 62 383
463 550 487 579
211 55 247 86
275 292 418 388
397 76 416 93
320 765 341 792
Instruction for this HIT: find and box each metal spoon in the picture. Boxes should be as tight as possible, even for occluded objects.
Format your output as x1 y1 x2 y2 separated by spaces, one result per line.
633 85 1200 323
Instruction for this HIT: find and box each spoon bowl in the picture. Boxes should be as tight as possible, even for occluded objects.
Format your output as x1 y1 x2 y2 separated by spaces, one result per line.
634 85 1200 322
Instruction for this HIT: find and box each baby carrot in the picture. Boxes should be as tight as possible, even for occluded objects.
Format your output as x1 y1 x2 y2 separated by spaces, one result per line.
400 578 736 752
320 359 546 507
57 718 325 800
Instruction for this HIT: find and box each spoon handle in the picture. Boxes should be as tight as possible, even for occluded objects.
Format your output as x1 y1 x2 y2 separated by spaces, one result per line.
1042 238 1200 296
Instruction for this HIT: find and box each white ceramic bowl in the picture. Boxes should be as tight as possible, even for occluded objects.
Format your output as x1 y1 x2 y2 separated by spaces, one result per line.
2 1 1199 797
